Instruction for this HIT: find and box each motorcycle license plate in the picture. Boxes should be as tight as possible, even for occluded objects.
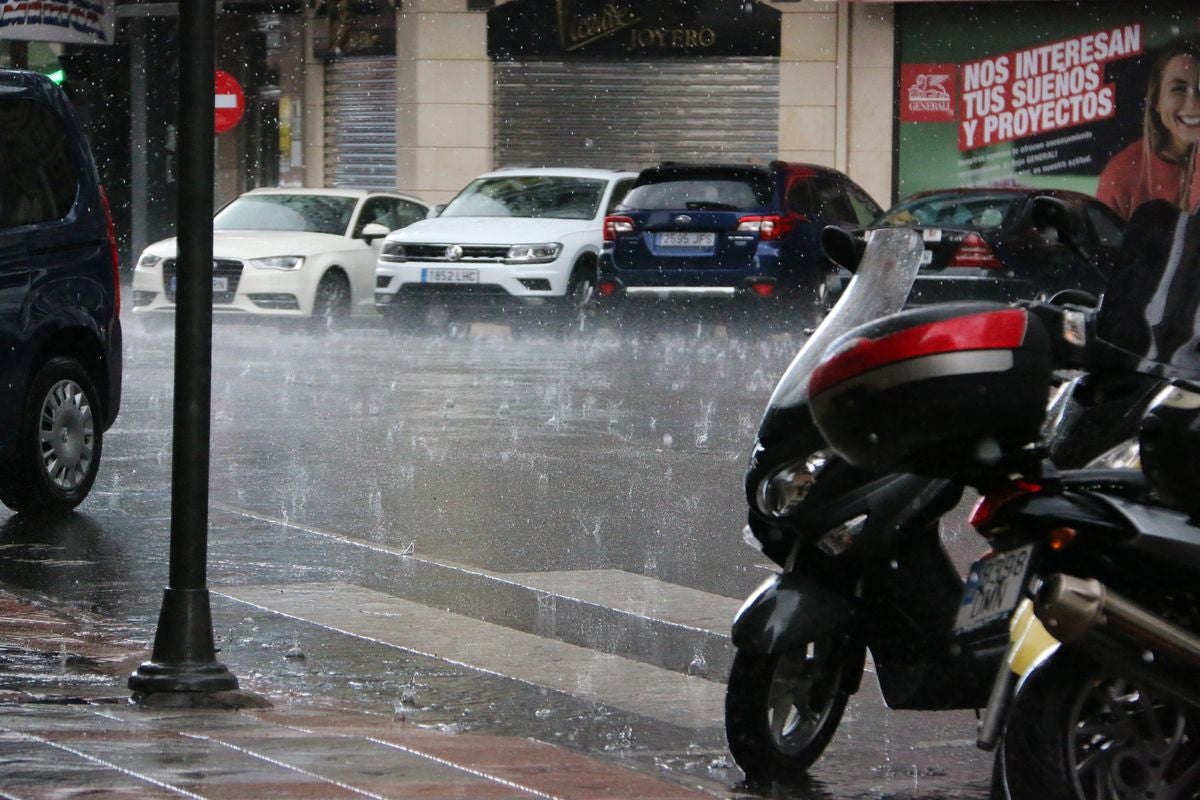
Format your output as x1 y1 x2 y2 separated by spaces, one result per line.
953 544 1035 634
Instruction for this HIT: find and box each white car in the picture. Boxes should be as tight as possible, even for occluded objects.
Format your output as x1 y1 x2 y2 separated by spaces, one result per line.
132 188 429 319
374 167 637 319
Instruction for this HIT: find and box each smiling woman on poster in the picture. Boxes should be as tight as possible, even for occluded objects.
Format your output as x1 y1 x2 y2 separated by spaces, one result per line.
1097 36 1200 219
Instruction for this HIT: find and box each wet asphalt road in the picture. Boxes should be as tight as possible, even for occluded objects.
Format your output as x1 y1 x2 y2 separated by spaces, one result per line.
0 304 995 799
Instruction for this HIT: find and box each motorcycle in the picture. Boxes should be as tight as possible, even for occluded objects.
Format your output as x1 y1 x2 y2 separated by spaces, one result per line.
801 201 1200 800
728 226 1019 782
974 443 1200 799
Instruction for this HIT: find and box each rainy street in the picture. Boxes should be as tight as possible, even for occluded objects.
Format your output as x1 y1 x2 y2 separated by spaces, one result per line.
0 307 995 799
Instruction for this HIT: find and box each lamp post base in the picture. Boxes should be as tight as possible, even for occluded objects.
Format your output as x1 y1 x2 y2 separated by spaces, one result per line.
128 587 241 697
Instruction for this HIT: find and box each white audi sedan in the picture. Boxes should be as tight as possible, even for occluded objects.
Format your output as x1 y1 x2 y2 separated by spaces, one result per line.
132 188 429 319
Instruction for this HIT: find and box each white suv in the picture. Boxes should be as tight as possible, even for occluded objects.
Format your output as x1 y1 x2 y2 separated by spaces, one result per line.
375 167 636 319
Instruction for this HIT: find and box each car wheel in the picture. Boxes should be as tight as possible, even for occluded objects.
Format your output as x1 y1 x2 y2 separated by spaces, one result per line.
565 264 597 310
998 648 1200 800
724 639 862 785
554 262 600 334
0 357 103 515
313 270 352 321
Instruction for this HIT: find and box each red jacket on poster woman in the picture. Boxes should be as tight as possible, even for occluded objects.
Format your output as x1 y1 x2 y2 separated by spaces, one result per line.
1097 140 1200 220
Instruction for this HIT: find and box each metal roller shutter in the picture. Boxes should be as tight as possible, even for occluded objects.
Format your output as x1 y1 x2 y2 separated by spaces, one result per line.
324 57 397 189
494 59 778 171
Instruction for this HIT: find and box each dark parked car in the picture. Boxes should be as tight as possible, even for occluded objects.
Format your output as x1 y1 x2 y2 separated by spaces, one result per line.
869 187 1125 305
597 161 882 317
0 70 122 514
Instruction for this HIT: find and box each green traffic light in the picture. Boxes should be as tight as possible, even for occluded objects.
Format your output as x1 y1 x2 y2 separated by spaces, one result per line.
46 68 65 85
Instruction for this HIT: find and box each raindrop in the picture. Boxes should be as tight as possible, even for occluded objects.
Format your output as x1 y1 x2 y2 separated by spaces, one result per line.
687 652 708 677
661 433 674 448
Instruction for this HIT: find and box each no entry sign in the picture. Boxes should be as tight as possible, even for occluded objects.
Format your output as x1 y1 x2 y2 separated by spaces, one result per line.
214 70 245 134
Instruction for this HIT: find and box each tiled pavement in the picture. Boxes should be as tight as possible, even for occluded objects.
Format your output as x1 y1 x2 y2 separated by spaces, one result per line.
0 590 717 800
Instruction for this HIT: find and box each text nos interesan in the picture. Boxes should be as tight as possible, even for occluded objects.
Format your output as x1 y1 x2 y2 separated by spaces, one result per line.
559 2 717 53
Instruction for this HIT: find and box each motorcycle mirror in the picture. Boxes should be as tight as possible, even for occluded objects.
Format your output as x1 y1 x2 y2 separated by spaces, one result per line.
1046 288 1099 309
1030 196 1074 249
822 226 867 271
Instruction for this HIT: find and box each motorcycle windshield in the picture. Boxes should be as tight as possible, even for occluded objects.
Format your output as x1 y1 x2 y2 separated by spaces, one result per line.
765 227 924 414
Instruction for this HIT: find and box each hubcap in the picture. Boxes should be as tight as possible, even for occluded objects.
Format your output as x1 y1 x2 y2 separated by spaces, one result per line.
38 379 95 490
572 278 595 308
766 640 842 755
1067 674 1196 799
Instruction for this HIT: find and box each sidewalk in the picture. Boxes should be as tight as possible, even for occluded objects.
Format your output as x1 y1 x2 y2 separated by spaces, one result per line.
0 589 719 800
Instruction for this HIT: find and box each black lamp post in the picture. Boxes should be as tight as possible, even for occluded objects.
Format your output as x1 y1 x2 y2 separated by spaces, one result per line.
129 0 239 700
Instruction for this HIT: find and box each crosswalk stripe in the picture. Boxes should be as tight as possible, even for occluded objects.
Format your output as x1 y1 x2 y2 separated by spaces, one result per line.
218 582 725 731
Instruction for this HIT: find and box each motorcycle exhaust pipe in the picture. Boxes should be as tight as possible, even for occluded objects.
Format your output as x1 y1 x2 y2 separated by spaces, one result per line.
1035 574 1200 708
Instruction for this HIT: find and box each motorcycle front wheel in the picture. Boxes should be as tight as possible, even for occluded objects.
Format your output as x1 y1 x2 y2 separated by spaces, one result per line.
998 649 1200 800
724 638 863 784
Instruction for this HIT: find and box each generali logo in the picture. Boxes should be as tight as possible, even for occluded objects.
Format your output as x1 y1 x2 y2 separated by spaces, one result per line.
556 0 640 52
900 63 957 123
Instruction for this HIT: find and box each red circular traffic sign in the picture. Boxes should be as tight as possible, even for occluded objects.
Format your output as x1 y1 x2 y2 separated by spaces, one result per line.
214 70 245 135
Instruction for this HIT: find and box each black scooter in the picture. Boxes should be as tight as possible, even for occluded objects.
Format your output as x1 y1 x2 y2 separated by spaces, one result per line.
727 228 1015 782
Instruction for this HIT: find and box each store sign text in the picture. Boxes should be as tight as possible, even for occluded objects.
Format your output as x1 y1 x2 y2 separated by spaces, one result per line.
958 23 1141 151
558 1 717 53
560 2 639 51
0 0 112 44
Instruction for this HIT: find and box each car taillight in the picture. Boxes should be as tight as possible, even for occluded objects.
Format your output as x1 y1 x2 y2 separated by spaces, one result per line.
968 479 1044 534
99 185 120 316
604 215 635 241
737 215 791 241
745 279 775 298
597 278 620 298
949 233 1002 269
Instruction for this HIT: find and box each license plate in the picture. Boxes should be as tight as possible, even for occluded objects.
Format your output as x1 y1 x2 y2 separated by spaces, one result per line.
169 276 229 292
658 232 715 248
422 268 478 284
954 544 1035 634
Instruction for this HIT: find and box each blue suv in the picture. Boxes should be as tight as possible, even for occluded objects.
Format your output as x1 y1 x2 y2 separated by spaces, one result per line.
0 70 122 514
598 162 881 317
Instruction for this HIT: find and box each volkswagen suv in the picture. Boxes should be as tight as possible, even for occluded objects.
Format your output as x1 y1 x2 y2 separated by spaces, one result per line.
375 167 636 321
0 70 122 514
598 162 882 318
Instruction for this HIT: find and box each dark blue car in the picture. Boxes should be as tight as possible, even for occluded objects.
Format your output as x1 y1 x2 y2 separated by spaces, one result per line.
0 70 122 514
597 162 881 317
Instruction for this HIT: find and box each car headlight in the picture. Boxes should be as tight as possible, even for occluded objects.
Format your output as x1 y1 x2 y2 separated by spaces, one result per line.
755 452 827 518
136 253 162 269
505 243 561 264
379 241 406 262
248 256 304 271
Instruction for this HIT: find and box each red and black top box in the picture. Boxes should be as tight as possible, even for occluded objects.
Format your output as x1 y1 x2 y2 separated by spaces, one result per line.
808 302 1054 476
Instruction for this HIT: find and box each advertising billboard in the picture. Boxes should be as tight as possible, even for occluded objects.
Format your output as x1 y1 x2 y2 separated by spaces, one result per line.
897 2 1199 218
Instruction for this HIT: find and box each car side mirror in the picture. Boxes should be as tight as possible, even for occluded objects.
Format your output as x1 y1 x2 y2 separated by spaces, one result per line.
361 222 390 243
1029 196 1075 249
821 225 866 272
429 204 445 219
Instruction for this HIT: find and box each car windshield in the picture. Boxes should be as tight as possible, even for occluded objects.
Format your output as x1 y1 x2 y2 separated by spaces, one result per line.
213 194 357 235
875 193 1023 230
440 176 606 220
620 174 772 212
